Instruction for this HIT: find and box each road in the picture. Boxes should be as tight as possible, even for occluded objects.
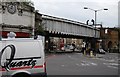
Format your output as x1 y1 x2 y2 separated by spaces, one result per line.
46 52 119 76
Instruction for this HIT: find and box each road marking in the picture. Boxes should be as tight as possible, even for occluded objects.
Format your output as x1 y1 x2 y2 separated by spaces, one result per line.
97 58 116 62
103 63 119 66
90 63 97 66
103 63 119 69
109 63 119 66
76 63 81 66
61 65 65 67
81 63 90 66
107 66 118 69
81 60 98 66
105 59 115 62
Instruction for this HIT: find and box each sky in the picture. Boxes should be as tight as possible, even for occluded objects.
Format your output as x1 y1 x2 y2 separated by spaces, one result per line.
31 0 119 27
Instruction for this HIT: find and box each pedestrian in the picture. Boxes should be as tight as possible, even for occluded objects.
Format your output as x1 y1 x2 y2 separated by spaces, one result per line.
72 42 76 52
81 41 86 54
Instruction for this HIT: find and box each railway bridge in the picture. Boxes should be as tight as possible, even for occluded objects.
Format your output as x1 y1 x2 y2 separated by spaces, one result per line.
42 14 100 51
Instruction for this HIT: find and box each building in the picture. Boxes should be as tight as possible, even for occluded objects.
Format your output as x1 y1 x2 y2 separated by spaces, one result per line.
0 2 35 38
34 10 43 36
100 27 119 53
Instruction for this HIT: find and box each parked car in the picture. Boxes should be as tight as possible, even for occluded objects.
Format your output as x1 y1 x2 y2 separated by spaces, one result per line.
60 44 80 52
59 44 73 52
98 48 106 54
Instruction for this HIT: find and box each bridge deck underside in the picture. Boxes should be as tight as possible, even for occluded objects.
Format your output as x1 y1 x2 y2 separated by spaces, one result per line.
45 31 94 39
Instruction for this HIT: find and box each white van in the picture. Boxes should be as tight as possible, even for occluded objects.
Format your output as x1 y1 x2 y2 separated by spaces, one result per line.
0 38 47 77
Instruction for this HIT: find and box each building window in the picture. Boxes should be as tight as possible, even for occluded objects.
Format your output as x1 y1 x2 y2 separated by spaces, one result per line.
105 29 108 34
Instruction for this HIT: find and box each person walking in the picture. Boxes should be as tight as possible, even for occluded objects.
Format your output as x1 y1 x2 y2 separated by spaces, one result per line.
81 41 86 54
72 42 76 52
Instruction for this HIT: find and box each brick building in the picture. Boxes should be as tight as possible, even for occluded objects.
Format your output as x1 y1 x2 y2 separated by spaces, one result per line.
100 27 119 53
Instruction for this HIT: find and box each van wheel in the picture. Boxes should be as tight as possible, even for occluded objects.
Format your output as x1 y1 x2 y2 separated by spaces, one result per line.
12 73 31 77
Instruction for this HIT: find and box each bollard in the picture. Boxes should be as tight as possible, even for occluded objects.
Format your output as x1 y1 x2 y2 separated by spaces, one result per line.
90 51 94 57
84 50 86 55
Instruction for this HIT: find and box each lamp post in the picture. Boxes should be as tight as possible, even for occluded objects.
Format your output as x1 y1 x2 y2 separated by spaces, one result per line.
84 7 108 53
84 7 108 38
0 24 2 41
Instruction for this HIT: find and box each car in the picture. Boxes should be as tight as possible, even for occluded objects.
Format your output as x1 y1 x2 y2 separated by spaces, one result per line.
59 44 74 52
64 44 73 52
98 48 106 54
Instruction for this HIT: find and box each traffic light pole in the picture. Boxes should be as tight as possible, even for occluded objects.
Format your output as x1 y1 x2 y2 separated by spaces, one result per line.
94 11 97 54
0 24 2 41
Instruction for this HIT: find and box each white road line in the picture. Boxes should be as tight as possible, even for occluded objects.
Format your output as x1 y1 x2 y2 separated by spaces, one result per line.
81 63 90 66
109 63 119 66
81 60 98 66
103 63 119 66
97 58 116 62
61 65 65 67
90 63 97 66
103 62 119 69
76 63 81 66
107 66 118 69
105 60 115 62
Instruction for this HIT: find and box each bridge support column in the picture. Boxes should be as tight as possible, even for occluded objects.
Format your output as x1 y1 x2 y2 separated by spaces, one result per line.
45 32 50 53
90 38 97 56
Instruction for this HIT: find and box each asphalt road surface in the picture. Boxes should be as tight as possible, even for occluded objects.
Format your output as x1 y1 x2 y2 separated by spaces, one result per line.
46 52 119 76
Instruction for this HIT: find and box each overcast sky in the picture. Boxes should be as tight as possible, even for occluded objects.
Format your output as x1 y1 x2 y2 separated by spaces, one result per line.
31 0 119 27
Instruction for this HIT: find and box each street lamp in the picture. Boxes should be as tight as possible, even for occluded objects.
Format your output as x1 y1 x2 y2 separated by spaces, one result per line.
84 7 108 27
84 7 108 54
84 7 108 33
